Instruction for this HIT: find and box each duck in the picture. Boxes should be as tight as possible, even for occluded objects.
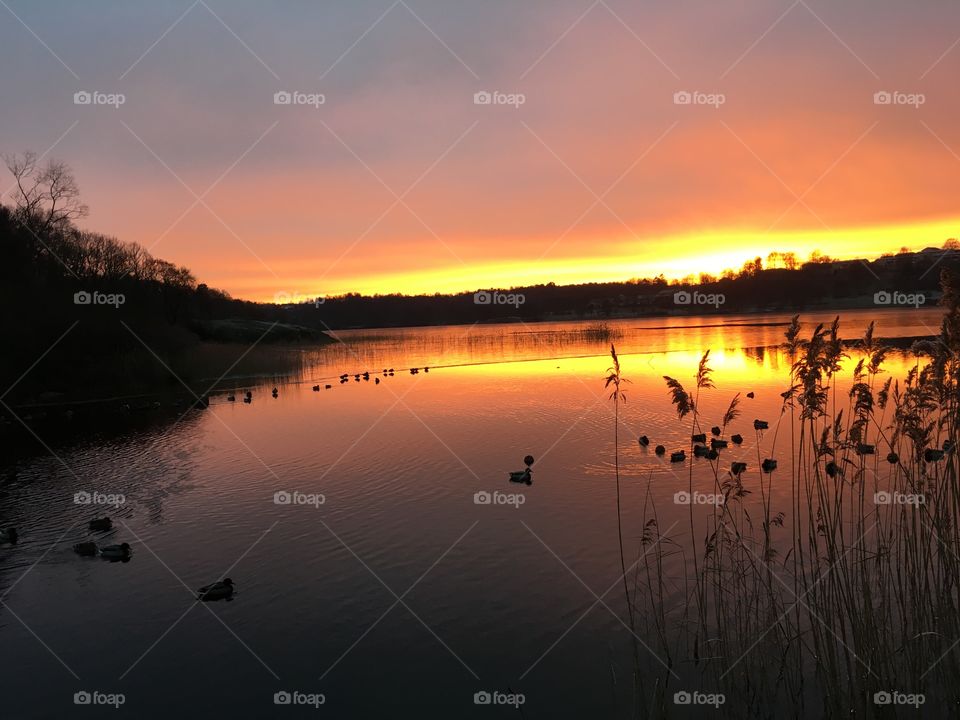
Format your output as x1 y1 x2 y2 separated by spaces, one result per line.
272 387 279 397
753 419 769 430
710 438 728 449
424 367 430 373
746 392 755 399
362 373 370 381
0 527 18 544
638 435 650 447
243 396 252 403
710 426 721 437
100 543 131 560
197 578 234 601
374 378 380 385
886 452 899 464
857 444 875 455
74 541 98 556
693 444 710 458
825 461 840 478
925 448 945 462
670 450 685 463
508 455 535 484
89 517 112 531
731 434 743 445
761 458 778 473
227 394 236 402
655 445 666 456
312 385 320 392
691 433 707 444
731 462 747 476
324 385 332 390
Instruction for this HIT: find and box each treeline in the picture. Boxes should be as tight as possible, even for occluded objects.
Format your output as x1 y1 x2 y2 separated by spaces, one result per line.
0 153 325 401
285 246 960 329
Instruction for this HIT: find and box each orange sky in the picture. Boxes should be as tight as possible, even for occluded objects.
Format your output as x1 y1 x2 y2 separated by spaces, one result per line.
2 1 959 301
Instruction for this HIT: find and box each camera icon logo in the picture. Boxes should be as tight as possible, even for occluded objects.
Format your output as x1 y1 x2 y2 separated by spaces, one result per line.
274 491 292 505
473 291 492 305
873 691 892 705
74 691 92 705
274 691 292 705
473 491 491 505
873 91 892 105
874 491 891 505
873 290 891 305
674 691 692 704
673 90 692 105
74 290 92 305
474 91 492 105
274 91 292 105
74 91 92 105
673 290 691 305
474 691 492 705
74 490 92 504
673 491 691 505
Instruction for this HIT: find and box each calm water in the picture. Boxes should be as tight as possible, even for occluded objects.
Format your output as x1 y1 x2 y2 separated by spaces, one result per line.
0 309 945 718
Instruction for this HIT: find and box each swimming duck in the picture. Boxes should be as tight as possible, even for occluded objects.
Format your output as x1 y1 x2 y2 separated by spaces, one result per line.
692 433 707 443
746 392 755 399
89 517 112 531
0 527 18 544
74 541 98 556
638 435 650 447
761 458 778 473
925 448 945 462
753 419 769 430
424 367 430 373
654 445 665 456
731 462 747 476
710 438 728 449
227 394 236 402
857 444 875 455
670 450 686 463
100 543 131 560
325 385 332 390
731 434 743 445
272 387 279 397
693 444 710 458
886 452 899 464
710 426 721 437
312 385 320 392
374 378 380 385
197 578 234 601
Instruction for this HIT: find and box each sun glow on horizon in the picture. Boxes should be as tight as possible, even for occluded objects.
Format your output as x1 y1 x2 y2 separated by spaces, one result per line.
255 216 960 303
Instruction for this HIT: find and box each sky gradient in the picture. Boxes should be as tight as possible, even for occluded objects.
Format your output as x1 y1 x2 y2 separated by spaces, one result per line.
2 0 959 301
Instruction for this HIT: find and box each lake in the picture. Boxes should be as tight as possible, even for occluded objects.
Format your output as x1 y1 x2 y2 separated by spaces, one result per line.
0 308 952 718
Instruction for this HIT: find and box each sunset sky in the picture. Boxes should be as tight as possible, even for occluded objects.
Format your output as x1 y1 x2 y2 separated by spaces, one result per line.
2 0 959 301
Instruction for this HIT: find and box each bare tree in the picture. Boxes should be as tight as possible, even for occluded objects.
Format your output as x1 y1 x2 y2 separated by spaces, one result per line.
3 151 88 232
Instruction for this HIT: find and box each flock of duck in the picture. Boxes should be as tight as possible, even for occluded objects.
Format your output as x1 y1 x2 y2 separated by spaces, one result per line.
213 367 431 406
0 516 234 601
635 392 780 475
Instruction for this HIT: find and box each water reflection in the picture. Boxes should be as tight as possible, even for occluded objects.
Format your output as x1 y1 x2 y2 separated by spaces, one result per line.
0 307 947 719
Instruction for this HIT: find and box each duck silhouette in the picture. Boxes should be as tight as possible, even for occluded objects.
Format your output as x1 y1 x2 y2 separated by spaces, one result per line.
197 578 234 601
